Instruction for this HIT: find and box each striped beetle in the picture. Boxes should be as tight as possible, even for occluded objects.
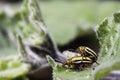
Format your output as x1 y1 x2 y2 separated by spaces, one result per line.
63 56 94 69
76 46 99 64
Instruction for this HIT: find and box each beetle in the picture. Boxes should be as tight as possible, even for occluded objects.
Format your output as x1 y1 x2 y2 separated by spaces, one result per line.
76 46 99 64
63 56 94 70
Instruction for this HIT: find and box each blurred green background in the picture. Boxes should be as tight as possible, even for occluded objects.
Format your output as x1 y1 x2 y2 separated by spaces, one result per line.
0 0 120 56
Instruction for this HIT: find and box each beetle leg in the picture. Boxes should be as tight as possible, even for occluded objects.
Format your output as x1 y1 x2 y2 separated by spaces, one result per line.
95 62 100 65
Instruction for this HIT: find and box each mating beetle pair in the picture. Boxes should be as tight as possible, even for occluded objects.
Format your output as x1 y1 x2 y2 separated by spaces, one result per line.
63 46 99 70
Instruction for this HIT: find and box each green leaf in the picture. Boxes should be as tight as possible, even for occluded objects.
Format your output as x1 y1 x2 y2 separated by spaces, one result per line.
40 1 120 44
0 56 30 80
46 55 56 68
94 12 120 80
114 12 120 23
0 0 50 79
